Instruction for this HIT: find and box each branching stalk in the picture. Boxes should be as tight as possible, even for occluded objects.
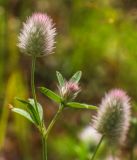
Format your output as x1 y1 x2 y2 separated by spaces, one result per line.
45 104 64 139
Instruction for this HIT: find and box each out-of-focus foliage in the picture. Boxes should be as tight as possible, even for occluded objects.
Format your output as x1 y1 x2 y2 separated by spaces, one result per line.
0 0 137 159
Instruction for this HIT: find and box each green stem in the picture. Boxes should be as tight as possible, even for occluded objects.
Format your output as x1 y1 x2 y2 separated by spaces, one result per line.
90 135 104 160
45 104 64 139
31 57 47 159
31 56 39 116
42 135 47 160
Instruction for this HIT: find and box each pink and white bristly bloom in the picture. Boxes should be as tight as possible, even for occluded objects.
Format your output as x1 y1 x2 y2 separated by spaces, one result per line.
18 13 56 57
93 89 131 145
59 81 80 101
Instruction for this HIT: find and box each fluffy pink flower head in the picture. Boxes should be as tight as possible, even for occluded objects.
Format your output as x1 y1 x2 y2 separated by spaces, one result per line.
66 82 79 92
18 13 56 57
93 89 131 145
59 81 80 101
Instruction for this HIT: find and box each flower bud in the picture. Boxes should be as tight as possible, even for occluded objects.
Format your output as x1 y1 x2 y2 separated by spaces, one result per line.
59 81 80 101
18 13 56 57
93 89 131 145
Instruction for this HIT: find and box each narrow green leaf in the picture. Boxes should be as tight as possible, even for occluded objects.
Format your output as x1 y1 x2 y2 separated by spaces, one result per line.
15 97 29 105
15 97 40 125
56 71 65 87
28 99 43 121
67 102 97 110
11 108 35 124
70 71 82 83
39 87 62 103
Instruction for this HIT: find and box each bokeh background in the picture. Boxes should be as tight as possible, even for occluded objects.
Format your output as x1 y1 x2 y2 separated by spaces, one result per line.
0 0 137 159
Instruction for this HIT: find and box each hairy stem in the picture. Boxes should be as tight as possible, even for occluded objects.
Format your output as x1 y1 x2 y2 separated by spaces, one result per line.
90 135 104 160
45 104 64 139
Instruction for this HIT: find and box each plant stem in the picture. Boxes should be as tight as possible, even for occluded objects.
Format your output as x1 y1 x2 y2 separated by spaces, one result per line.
41 104 64 160
42 134 47 160
31 57 47 159
31 56 39 115
45 104 64 139
90 135 104 160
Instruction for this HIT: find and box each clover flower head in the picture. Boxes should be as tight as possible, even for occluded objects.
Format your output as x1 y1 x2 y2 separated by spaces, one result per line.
18 13 56 57
93 89 131 145
66 81 79 92
59 81 80 101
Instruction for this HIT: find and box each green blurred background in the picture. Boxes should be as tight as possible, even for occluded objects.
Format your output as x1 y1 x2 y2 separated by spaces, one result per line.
0 0 137 159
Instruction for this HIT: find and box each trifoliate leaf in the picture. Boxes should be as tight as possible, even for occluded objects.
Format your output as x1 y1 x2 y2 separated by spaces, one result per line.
15 97 41 125
28 99 43 121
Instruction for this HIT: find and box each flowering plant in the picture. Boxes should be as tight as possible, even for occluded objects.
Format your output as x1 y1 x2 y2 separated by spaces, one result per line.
8 12 132 160
9 12 97 160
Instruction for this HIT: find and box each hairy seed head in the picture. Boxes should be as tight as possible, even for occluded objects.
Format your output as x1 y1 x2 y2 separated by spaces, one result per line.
18 13 56 57
93 89 131 145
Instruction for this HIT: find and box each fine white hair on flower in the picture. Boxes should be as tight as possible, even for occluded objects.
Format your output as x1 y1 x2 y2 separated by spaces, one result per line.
18 13 56 57
93 89 131 145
